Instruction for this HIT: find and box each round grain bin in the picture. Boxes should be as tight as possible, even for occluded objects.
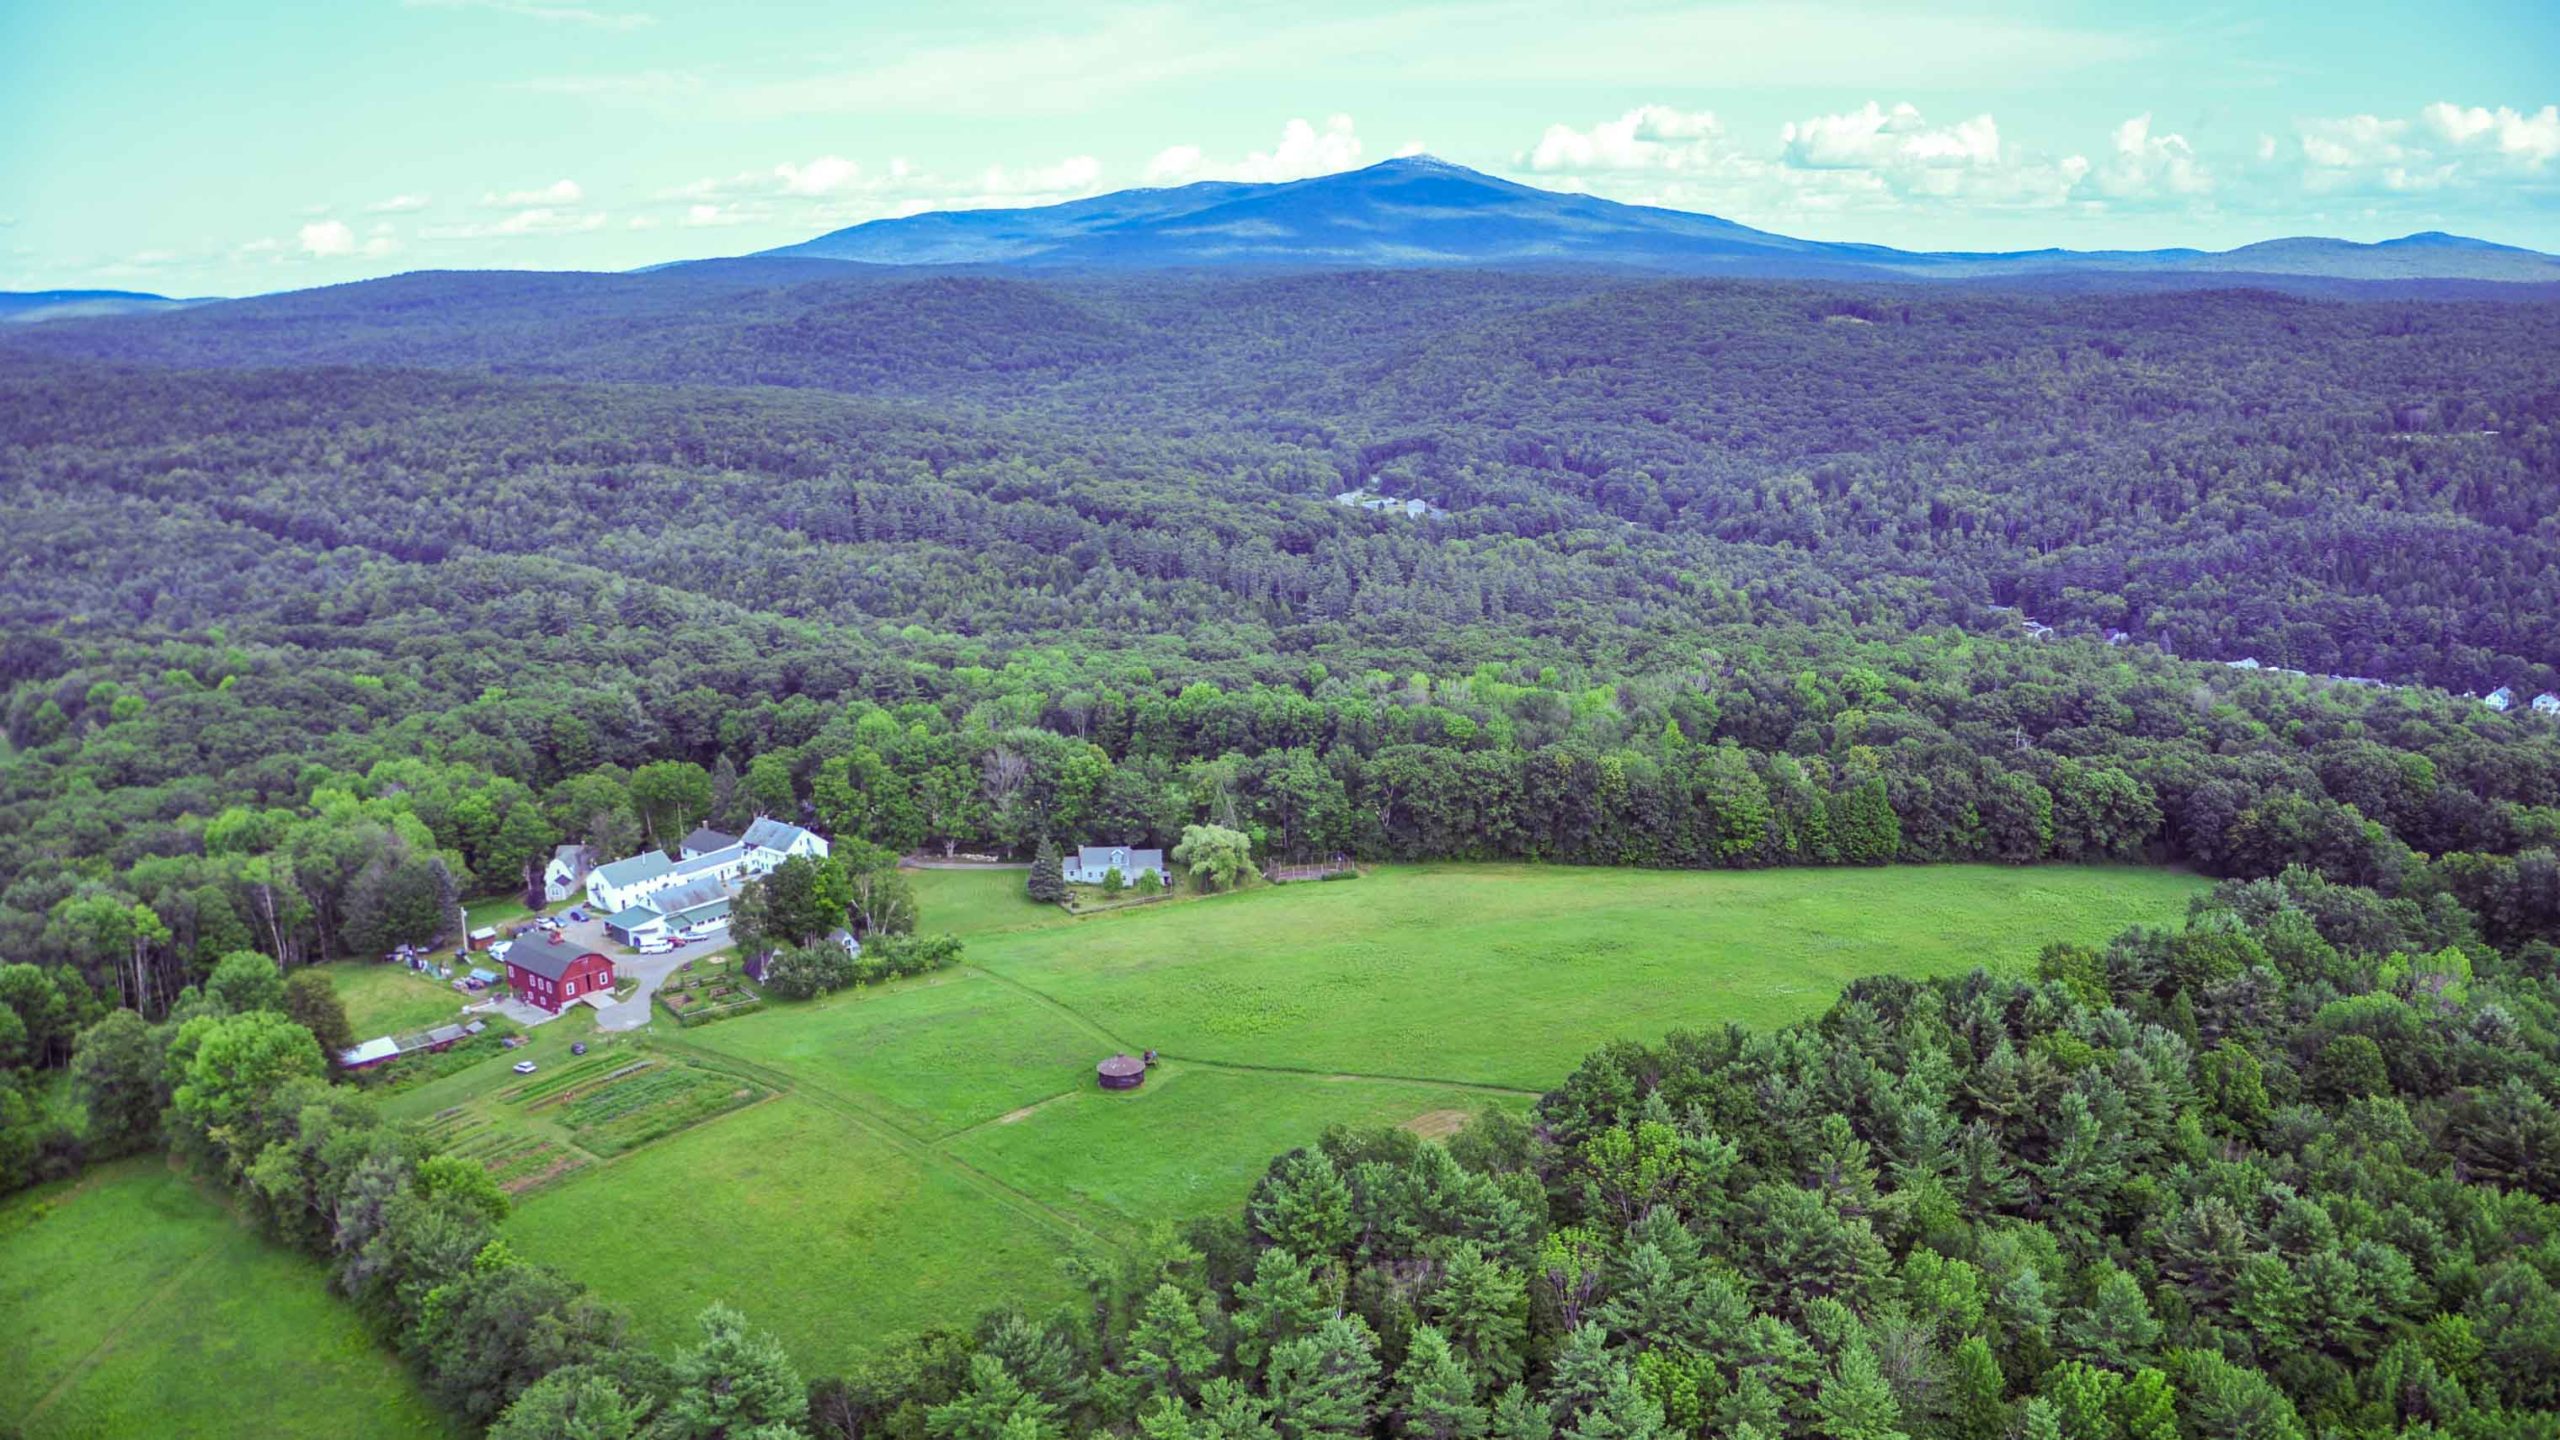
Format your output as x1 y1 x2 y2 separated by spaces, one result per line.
1097 1054 1147 1090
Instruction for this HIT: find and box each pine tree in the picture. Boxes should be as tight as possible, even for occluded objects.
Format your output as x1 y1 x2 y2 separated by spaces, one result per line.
1122 1282 1217 1408
1811 1345 1904 1440
1427 1243 1528 1390
1029 839 1067 903
1946 1336 2008 1440
657 1304 809 1439
2113 1369 2177 1440
1393 1326 1488 1440
1488 1386 1553 1440
1236 1247 1330 1371
1266 1315 1381 1440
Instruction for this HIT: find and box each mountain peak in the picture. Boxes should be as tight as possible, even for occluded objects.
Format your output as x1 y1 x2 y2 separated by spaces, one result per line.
757 160 2560 284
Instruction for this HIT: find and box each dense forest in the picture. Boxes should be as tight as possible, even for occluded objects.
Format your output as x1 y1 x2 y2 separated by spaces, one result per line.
6 260 2560 1434
5 276 2560 1046
83 862 2560 1440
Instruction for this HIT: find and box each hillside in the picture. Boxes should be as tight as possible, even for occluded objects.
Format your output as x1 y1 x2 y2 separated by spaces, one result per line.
763 155 2560 284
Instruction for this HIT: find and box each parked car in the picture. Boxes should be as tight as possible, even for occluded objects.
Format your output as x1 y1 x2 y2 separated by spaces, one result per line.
512 1060 538 1074
567 909 588 922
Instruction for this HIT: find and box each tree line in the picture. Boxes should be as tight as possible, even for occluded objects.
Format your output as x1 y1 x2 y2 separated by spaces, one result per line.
34 859 2560 1439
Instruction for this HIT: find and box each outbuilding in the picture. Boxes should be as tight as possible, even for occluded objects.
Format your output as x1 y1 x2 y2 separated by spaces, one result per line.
507 949 617 1014
1097 1054 1147 1090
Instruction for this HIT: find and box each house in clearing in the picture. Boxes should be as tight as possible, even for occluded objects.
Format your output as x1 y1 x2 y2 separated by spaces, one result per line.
542 844 596 903
1064 844 1165 886
2533 692 2560 716
506 948 616 1013
585 816 829 916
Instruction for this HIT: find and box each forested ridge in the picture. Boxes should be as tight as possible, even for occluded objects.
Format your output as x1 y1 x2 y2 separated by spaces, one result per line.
7 263 2560 1434
7 276 2560 1034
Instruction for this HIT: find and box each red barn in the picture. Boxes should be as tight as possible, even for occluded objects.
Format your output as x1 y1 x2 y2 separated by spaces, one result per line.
507 949 616 1013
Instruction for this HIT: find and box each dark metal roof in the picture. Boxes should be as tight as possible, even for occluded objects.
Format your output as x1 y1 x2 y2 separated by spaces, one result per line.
509 948 613 983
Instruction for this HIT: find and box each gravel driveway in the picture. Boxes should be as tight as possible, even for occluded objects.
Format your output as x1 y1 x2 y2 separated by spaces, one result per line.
513 908 737 1032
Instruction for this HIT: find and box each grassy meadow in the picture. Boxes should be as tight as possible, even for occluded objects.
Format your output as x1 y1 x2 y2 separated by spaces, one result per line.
455 862 2204 1375
0 1159 453 1440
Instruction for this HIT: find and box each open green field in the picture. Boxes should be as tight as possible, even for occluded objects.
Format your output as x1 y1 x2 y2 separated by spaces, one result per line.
314 959 470 1039
396 862 2203 1379
974 863 2207 1087
0 1159 453 1440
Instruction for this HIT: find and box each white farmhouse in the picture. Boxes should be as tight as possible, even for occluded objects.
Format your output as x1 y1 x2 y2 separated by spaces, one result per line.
1064 844 1165 887
541 844 595 904
585 817 831 918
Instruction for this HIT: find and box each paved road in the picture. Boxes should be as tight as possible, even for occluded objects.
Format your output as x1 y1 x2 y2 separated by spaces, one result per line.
499 908 736 1033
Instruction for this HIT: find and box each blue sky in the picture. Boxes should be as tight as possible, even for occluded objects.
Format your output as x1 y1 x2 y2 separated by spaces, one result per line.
3 0 2555 295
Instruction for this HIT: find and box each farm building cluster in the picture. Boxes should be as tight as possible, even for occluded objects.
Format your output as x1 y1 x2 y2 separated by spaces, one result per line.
545 817 831 949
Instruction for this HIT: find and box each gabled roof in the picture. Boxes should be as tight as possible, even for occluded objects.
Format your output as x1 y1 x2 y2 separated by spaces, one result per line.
605 904 662 930
591 848 675 890
340 1036 400 1066
1074 845 1165 871
653 876 730 915
509 947 611 983
681 826 739 854
550 843 592 868
741 816 820 852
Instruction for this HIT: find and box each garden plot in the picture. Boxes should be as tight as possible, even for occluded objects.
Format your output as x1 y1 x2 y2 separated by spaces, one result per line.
416 1049 773 1194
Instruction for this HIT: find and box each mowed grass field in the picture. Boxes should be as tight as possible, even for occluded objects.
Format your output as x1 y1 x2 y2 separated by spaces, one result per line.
0 1159 453 1440
421 862 2201 1379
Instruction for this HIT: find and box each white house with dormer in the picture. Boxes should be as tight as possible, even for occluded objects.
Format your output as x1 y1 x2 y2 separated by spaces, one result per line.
1064 844 1165 887
585 817 830 919
542 844 595 903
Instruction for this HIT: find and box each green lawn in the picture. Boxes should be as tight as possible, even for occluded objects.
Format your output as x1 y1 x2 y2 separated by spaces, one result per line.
945 1062 1529 1227
902 865 1074 939
0 1159 453 1440
314 960 470 1039
680 968 1107 1139
505 1093 1089 1380
444 862 2203 1372
970 863 2204 1088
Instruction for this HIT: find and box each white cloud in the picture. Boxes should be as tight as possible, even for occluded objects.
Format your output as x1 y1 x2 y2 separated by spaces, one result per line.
2071 113 2208 201
482 179 583 207
2291 101 2559 197
1781 101 2001 172
366 194 431 214
1522 105 1727 174
776 156 861 197
298 220 356 257
679 203 759 228
2419 102 2560 165
1144 115 1366 186
403 0 652 31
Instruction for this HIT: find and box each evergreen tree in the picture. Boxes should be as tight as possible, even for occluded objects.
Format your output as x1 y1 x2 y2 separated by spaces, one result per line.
1029 839 1067 903
657 1304 810 1440
1393 1326 1488 1440
1266 1315 1382 1440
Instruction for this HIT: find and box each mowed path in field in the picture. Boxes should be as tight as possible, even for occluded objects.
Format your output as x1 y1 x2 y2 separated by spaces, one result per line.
501 861 2202 1378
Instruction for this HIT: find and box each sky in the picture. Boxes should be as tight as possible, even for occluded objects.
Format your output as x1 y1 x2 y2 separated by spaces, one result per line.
3 0 2556 295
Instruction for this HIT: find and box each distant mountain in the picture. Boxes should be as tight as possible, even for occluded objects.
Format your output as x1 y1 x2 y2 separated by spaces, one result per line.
762 155 2560 284
0 289 207 325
